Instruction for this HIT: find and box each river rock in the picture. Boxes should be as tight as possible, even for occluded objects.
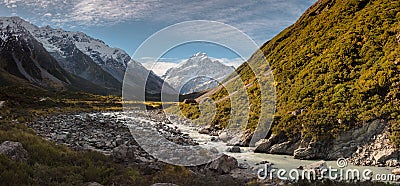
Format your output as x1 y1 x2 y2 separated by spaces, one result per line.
303 160 328 175
198 128 210 134
392 168 400 175
207 154 238 174
304 160 327 170
238 162 251 169
0 141 28 162
218 132 230 142
226 146 241 153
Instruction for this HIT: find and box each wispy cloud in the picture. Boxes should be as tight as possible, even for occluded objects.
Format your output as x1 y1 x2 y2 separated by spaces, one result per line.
0 0 315 44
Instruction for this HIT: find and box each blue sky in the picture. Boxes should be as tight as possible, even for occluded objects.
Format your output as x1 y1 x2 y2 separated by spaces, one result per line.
0 0 316 63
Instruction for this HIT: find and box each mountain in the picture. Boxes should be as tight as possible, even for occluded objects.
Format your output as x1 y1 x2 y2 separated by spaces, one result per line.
0 16 175 97
0 21 118 95
180 0 400 159
163 52 235 94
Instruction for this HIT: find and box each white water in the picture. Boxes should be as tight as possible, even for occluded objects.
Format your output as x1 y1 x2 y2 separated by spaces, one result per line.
111 111 397 182
164 116 397 182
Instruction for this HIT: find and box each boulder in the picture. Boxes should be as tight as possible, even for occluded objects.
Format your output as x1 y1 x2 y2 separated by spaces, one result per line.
226 146 241 153
254 139 271 153
207 154 238 174
269 141 298 155
198 128 210 135
392 168 400 175
111 144 130 162
294 147 318 160
183 99 197 104
238 162 251 169
218 132 230 142
0 141 28 162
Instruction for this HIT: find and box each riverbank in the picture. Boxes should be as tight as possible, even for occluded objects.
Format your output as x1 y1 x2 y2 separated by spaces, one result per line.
28 110 399 185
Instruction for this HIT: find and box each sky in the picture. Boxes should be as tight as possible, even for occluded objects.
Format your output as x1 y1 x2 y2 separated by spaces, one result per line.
0 0 316 66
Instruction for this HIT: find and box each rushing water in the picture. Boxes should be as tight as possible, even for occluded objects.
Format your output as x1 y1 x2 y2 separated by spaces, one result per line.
115 111 397 182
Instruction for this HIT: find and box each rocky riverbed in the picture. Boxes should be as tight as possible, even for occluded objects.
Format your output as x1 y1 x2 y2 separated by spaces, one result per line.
27 110 399 184
29 111 199 163
28 110 280 185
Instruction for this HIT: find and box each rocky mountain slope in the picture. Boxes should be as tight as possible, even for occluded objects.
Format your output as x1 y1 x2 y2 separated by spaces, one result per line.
163 53 235 94
0 16 175 96
183 0 400 163
0 21 116 95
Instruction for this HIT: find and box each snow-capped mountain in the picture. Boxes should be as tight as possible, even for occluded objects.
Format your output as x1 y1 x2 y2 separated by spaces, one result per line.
0 16 175 96
0 19 119 95
163 52 235 95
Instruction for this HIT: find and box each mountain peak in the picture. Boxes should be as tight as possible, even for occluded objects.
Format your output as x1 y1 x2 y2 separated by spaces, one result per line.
163 52 235 94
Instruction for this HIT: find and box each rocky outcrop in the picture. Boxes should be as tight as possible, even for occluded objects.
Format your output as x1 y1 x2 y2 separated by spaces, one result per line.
255 119 389 161
0 141 28 162
254 132 298 155
349 127 399 167
207 155 238 174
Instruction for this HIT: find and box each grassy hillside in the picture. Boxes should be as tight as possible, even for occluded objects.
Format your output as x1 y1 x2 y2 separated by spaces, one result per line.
178 0 400 146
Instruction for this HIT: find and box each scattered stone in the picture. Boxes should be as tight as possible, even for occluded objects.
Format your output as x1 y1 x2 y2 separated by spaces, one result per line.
0 141 28 162
207 154 238 174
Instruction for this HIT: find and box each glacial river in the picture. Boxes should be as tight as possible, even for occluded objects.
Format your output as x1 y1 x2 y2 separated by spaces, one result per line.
119 111 398 182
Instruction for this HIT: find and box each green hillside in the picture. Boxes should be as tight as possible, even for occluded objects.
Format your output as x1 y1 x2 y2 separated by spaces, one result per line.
181 0 400 146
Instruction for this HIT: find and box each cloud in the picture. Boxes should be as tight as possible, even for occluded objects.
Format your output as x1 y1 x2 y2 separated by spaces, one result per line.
0 0 316 44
